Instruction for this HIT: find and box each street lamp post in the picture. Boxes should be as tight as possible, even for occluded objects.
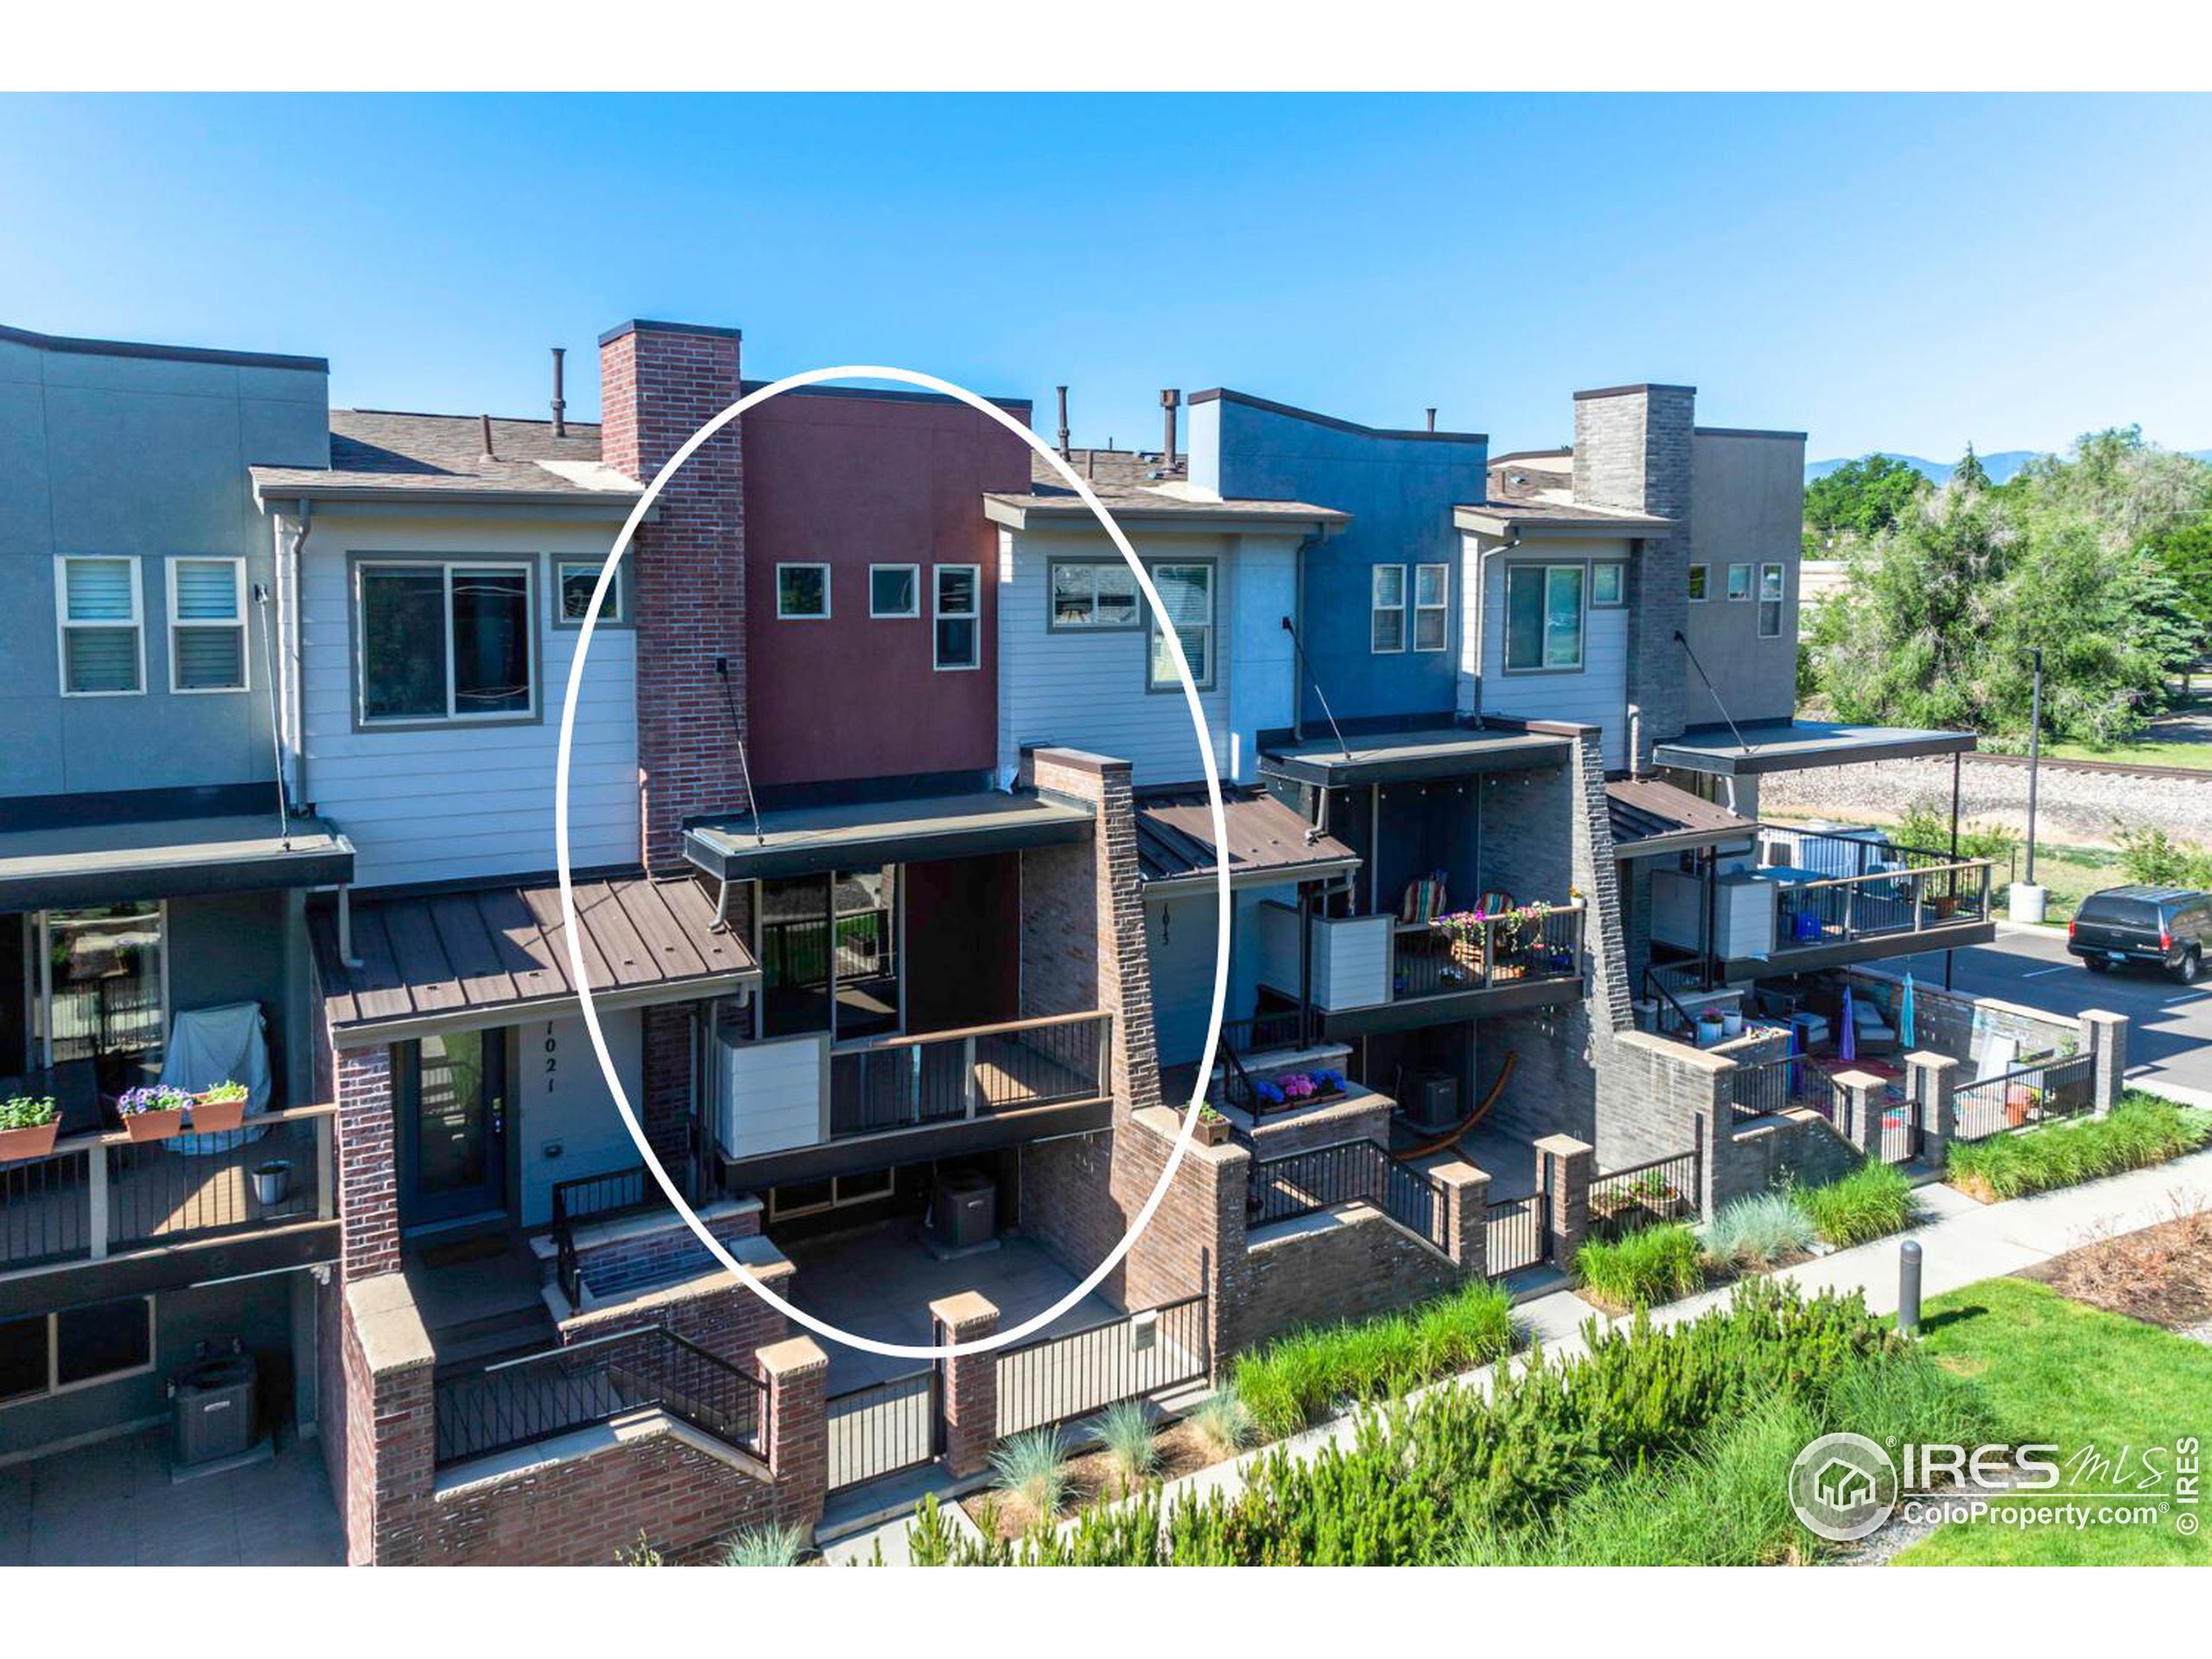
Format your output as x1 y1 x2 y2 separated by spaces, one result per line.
2011 647 2049 924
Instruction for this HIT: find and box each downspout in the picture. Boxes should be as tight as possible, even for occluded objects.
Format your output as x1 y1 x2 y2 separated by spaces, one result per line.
1467 535 1522 726
285 500 315 811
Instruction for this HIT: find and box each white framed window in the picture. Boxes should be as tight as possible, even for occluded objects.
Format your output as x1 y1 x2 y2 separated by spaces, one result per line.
1370 564 1408 653
356 559 536 725
1146 562 1215 690
55 556 144 696
1726 562 1753 601
167 556 247 692
1413 563 1450 651
554 558 628 627
933 563 982 670
1758 563 1786 638
1591 562 1626 608
1503 563 1586 672
869 563 919 619
1048 558 1141 630
1688 563 1709 602
0 1297 156 1408
775 563 830 620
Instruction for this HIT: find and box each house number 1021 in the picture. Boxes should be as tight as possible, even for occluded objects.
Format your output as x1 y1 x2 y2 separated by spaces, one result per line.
544 1023 558 1096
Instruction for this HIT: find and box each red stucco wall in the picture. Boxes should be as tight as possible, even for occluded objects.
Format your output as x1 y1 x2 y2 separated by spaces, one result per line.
741 389 1032 789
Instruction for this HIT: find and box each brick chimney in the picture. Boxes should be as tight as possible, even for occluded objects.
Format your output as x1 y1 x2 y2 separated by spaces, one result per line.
1573 383 1695 768
600 319 747 870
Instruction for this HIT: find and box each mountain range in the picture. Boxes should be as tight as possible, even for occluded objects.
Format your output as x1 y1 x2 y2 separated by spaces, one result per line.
1806 449 2212 486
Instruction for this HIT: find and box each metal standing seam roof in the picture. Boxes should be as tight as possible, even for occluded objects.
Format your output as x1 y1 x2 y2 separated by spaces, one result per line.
314 876 758 1045
1135 789 1359 892
1605 778 1759 859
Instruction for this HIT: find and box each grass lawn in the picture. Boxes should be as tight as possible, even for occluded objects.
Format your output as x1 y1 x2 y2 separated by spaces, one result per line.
2036 737 2212 771
1897 1278 2211 1564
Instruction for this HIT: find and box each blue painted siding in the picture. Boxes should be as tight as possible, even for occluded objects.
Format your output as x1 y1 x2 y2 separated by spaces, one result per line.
1189 393 1487 728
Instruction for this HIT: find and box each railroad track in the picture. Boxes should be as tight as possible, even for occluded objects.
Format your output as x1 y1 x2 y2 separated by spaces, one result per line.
1961 749 2212 785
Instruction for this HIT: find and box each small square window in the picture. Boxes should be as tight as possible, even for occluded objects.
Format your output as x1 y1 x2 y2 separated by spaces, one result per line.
869 564 919 619
1688 563 1709 602
1591 563 1625 607
1726 562 1753 601
777 563 830 620
556 559 627 626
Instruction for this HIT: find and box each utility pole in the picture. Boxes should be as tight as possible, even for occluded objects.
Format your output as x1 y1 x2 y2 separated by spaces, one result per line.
2025 647 2044 886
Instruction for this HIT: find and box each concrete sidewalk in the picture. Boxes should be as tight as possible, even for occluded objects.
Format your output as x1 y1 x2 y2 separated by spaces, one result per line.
834 1146 2212 1563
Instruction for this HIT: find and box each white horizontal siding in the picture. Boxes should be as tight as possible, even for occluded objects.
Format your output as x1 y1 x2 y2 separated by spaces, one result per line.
299 518 640 888
715 1031 828 1158
1254 901 1390 1012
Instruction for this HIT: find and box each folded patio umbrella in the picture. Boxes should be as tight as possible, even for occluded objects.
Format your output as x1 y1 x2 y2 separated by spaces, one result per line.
1899 973 1917 1050
1839 985 1858 1063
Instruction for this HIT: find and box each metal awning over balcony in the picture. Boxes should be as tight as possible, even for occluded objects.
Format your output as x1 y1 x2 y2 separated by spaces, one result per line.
683 790 1094 884
1135 787 1359 894
1261 727 1570 788
0 812 353 911
1607 777 1759 860
1654 721 1976 778
312 876 759 1048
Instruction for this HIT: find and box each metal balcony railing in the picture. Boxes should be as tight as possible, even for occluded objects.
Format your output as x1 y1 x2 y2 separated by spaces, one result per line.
827 1009 1112 1138
1390 899 1584 1001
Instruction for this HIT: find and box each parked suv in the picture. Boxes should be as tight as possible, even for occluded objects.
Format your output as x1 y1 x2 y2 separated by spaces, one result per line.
2069 886 2212 982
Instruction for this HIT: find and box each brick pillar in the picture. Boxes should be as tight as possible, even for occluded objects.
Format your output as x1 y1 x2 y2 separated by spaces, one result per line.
2080 1010 2128 1113
1534 1134 1592 1269
756 1337 829 1538
1831 1069 1885 1158
342 1273 435 1566
334 1044 398 1281
931 1291 1000 1478
1431 1160 1490 1280
599 319 747 871
1907 1052 1957 1169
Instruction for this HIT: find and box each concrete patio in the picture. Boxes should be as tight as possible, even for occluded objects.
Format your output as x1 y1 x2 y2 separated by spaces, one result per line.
0 1425 344 1567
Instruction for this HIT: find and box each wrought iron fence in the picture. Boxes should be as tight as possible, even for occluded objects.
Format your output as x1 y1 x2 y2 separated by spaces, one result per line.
1484 1187 1548 1276
826 1366 940 1491
1952 1053 2095 1143
829 1011 1110 1138
994 1293 1210 1440
434 1325 765 1469
1246 1138 1446 1249
1874 1087 1921 1164
1587 1149 1701 1243
0 1145 91 1270
1392 901 1583 1001
550 1162 664 1308
106 1114 322 1248
1729 1052 1841 1124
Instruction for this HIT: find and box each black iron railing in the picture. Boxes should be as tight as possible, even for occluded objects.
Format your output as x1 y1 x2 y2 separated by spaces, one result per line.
828 1011 1110 1138
1762 829 1995 952
1391 901 1583 1001
550 1163 664 1308
0 1147 91 1270
993 1293 1210 1440
1729 1052 1843 1125
1247 1138 1447 1249
434 1325 766 1469
825 1366 941 1491
1953 1053 2094 1143
1588 1149 1701 1243
1484 1187 1548 1276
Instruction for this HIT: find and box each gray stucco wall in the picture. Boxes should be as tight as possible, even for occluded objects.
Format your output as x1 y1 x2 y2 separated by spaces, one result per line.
0 332 328 803
1681 429 1804 730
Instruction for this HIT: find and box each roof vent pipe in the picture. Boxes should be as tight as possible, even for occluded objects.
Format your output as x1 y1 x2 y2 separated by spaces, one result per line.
1160 389 1180 467
551 347 568 437
1055 385 1071 461
479 413 496 461
1426 407 1437 433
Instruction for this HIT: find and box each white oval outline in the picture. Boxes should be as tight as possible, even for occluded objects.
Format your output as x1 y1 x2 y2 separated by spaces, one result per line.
556 364 1230 1361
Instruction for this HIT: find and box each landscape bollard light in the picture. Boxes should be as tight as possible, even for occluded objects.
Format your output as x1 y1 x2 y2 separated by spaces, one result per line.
1898 1239 1923 1337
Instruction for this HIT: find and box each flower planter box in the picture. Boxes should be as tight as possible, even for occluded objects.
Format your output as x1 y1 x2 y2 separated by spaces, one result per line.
123 1109 187 1143
0 1121 61 1164
190 1096 248 1134
1196 1116 1233 1147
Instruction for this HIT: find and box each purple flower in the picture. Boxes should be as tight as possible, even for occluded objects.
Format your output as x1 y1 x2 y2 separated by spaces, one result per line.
117 1085 190 1117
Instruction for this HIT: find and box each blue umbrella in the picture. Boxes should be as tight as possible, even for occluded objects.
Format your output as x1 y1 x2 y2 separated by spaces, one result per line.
1840 984 1858 1063
1899 973 1917 1051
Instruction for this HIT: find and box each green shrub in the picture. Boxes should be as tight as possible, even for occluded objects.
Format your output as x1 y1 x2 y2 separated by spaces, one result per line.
988 1427 1071 1519
1574 1223 1704 1309
1703 1191 1816 1269
1797 1160 1916 1246
1185 1386 1255 1457
1091 1399 1160 1484
1227 1279 1514 1439
0 1095 58 1133
717 1523 807 1567
2114 824 2212 889
1947 1092 2212 1201
1897 797 2018 863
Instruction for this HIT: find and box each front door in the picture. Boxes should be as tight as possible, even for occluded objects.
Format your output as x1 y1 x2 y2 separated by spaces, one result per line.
399 1028 509 1230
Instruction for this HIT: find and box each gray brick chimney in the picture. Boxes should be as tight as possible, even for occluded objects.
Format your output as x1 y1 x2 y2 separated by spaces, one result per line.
1573 384 1695 768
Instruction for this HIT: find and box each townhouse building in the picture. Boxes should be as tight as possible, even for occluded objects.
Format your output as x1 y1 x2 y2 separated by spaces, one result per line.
5 313 2070 1568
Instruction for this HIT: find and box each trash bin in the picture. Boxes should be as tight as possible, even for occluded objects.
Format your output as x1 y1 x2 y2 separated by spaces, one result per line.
173 1354 257 1468
929 1166 996 1251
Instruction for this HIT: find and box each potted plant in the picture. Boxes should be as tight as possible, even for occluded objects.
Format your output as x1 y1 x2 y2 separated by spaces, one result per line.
1431 908 1491 970
2005 1084 2041 1128
1694 1009 1727 1049
251 1160 293 1205
191 1080 251 1134
117 1084 191 1142
1195 1104 1233 1147
0 1095 60 1163
1629 1171 1688 1219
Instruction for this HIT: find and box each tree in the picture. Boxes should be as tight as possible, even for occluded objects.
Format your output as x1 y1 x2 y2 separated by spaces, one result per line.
1953 444 1990 492
1802 453 1929 556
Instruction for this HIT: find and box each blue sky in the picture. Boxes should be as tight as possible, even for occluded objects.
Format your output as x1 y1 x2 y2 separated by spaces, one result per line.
3 93 2207 461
